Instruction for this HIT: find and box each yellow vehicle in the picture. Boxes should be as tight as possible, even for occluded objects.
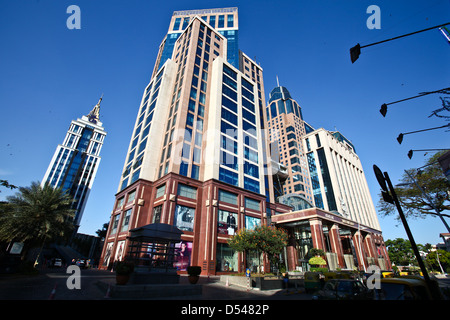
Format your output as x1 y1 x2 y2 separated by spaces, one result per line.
373 277 441 300
304 272 323 292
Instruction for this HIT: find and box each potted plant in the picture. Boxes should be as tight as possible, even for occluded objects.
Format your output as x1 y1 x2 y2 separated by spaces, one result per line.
308 256 327 272
115 261 134 285
187 266 201 284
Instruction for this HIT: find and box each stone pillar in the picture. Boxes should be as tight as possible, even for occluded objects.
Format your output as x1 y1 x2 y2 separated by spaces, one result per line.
329 224 345 269
309 218 325 250
364 233 379 267
353 230 368 271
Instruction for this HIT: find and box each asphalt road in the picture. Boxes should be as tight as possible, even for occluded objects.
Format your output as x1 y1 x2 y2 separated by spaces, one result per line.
0 268 312 301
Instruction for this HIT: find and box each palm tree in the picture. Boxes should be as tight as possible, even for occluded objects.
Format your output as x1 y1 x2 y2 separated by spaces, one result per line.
0 181 75 266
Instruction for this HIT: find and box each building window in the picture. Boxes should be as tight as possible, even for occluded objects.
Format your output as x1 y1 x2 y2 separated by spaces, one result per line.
156 184 166 198
221 150 238 171
177 183 197 199
227 15 234 28
216 243 238 272
221 107 238 126
116 197 124 210
218 15 225 28
244 161 259 178
223 64 237 80
244 147 258 163
179 162 189 177
152 205 162 223
174 205 195 232
222 95 237 113
209 15 216 28
218 189 238 205
219 167 238 186
218 209 238 235
244 177 260 193
244 197 260 211
110 215 120 235
191 164 199 180
245 215 261 230
242 108 255 124
127 190 136 203
121 209 132 232
221 135 238 154
173 17 181 31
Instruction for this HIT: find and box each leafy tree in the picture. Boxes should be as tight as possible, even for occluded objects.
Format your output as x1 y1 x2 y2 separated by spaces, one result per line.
0 179 17 192
385 238 417 266
0 181 75 264
377 151 450 220
428 96 450 123
228 225 288 272
96 223 109 240
426 250 450 273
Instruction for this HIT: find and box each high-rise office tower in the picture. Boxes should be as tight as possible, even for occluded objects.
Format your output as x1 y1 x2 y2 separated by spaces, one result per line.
266 85 314 204
42 97 106 230
303 128 381 230
100 8 287 273
267 90 390 271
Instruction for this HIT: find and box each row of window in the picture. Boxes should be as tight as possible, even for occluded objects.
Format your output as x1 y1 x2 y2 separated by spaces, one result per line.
111 183 261 236
172 14 234 32
120 69 165 191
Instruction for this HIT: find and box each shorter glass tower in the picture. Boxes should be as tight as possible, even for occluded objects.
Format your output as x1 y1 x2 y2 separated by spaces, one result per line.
42 97 107 230
266 86 313 203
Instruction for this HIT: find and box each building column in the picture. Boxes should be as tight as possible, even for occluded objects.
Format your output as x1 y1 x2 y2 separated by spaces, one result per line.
329 224 345 269
353 230 368 271
197 185 216 275
309 218 325 251
364 233 379 267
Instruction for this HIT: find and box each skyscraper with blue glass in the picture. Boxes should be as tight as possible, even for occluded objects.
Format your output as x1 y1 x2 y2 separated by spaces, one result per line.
42 97 106 231
100 8 290 273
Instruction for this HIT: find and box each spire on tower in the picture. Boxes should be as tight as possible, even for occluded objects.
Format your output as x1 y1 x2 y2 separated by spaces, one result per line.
87 94 103 124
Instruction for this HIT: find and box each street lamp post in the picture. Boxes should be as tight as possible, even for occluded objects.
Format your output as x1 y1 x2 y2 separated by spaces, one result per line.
397 124 450 144
350 22 450 63
373 165 441 299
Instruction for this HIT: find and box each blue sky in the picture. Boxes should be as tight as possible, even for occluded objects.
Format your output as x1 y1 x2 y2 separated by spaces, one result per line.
0 0 449 246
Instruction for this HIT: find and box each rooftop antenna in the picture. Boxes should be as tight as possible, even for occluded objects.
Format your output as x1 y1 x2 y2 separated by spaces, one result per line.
276 75 280 87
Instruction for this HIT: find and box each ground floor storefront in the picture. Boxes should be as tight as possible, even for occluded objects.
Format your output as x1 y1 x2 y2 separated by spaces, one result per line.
99 174 391 275
271 208 392 272
98 173 291 275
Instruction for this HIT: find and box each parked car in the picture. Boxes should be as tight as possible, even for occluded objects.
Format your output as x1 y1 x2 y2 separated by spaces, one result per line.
50 258 63 268
53 258 62 267
313 279 371 300
73 259 87 269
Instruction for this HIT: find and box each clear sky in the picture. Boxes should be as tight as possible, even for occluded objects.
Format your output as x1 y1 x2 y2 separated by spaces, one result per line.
1 0 449 246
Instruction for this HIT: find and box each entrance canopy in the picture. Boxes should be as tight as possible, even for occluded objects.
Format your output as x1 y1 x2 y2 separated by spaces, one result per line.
126 223 183 273
128 223 183 243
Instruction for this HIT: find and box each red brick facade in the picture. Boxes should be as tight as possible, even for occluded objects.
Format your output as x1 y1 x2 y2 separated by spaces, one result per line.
99 173 291 275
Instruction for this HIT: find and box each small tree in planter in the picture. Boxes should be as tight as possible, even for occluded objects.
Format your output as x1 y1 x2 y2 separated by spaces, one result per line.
115 261 134 285
308 256 327 272
187 266 201 284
